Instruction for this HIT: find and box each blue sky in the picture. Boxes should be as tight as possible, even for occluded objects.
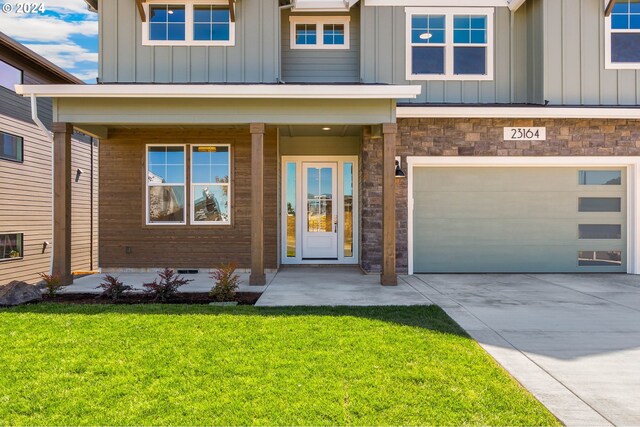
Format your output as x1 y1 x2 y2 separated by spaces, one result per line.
0 0 98 82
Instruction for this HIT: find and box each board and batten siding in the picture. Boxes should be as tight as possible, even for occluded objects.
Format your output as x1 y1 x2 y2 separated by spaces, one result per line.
360 6 522 104
99 0 279 83
543 0 640 105
0 115 98 285
98 128 277 270
281 8 361 83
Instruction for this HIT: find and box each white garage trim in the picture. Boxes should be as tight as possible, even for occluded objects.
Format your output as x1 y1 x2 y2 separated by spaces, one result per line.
406 156 640 275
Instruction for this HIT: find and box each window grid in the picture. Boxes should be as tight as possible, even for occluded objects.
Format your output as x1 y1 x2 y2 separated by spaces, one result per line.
193 5 231 41
149 4 186 41
296 24 317 45
191 144 231 225
290 17 350 49
144 1 235 46
146 145 186 225
323 24 345 45
606 0 640 67
406 8 494 81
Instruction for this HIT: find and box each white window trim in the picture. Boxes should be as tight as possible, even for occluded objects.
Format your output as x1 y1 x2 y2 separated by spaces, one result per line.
190 143 231 226
289 16 351 50
142 0 235 47
146 144 187 226
604 0 640 69
406 156 640 276
405 7 494 81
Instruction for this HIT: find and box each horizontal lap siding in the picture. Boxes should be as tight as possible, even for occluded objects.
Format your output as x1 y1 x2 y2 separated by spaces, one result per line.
281 7 360 83
99 128 277 269
0 115 97 284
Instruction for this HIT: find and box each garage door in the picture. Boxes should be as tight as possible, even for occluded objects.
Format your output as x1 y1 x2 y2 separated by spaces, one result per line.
413 167 626 273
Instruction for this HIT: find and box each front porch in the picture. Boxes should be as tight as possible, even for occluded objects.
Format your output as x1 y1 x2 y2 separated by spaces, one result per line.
17 84 418 288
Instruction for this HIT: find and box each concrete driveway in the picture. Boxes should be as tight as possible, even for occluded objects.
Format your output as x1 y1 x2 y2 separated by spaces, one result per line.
403 274 640 427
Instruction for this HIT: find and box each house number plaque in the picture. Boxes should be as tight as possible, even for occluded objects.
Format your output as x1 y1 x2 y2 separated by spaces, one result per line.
503 127 546 141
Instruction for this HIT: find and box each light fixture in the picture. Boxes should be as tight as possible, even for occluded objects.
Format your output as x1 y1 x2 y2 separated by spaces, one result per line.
322 127 331 131
168 9 174 14
395 157 406 178
419 33 432 40
75 168 84 182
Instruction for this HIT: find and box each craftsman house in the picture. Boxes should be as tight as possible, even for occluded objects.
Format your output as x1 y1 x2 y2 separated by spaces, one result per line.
0 32 98 285
16 0 640 285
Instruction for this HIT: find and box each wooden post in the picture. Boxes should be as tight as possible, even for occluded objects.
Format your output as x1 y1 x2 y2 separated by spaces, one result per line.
250 123 266 286
52 123 73 285
381 123 397 286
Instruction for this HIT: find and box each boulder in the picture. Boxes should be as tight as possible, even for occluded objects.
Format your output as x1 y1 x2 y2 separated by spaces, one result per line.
0 281 42 306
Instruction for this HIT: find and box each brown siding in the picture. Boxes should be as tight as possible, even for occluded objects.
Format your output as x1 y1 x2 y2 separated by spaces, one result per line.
361 118 640 274
0 116 98 284
99 127 278 270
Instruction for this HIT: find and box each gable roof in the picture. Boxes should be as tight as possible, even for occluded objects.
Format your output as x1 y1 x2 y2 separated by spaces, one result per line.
0 32 84 84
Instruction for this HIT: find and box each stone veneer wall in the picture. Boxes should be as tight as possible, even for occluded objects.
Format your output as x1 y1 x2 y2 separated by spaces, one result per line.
360 118 640 274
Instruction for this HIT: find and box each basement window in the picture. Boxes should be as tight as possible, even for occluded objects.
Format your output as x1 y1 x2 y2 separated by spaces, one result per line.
0 233 23 261
289 16 350 49
406 7 494 81
606 0 640 68
143 1 235 46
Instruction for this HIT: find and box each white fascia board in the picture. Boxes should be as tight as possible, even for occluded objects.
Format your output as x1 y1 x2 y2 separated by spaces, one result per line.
364 0 508 7
508 0 527 11
397 106 640 119
15 84 422 99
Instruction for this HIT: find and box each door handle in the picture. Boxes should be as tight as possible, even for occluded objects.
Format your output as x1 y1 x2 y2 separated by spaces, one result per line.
334 217 338 233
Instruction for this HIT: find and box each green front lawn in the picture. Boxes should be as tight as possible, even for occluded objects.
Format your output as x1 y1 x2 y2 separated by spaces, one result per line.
0 305 558 426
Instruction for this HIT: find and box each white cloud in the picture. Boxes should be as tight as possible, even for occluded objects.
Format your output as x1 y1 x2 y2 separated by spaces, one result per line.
0 14 98 43
71 70 98 82
24 43 98 68
42 0 96 16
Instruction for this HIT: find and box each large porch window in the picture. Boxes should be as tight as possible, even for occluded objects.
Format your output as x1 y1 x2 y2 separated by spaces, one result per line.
146 145 186 225
191 144 230 225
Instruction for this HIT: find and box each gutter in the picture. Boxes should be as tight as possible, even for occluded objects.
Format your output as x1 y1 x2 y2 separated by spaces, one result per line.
30 94 55 275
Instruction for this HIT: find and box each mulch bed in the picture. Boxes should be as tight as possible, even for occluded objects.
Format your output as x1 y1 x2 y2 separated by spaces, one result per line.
41 292 262 305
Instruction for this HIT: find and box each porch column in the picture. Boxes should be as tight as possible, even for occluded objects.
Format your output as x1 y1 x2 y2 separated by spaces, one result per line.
52 123 73 285
381 123 397 286
250 123 266 286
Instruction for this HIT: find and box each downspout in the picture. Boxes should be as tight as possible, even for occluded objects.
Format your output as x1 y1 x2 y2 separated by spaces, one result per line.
278 2 295 83
30 94 55 275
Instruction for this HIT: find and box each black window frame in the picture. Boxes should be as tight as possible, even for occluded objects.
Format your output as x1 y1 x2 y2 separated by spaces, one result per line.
0 131 24 163
0 233 24 261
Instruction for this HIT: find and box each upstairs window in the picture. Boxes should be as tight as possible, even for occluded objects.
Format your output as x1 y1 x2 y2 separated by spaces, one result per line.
290 16 350 49
606 0 640 68
0 59 23 92
143 1 235 46
0 131 23 163
406 8 494 81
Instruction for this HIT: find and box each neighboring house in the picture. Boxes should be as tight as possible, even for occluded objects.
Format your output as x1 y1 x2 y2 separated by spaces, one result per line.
0 32 98 285
16 0 640 286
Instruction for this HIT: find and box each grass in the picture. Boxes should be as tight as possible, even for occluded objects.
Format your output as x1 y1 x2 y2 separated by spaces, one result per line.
0 304 559 426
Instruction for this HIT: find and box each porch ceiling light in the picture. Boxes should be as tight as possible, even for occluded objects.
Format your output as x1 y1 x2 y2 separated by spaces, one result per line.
419 33 432 40
322 127 331 131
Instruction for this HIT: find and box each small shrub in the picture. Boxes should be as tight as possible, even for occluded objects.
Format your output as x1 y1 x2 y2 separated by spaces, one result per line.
210 262 240 302
39 272 62 296
143 268 192 302
97 274 132 302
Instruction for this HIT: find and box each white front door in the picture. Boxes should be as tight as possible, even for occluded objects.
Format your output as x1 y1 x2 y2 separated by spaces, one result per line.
302 162 338 259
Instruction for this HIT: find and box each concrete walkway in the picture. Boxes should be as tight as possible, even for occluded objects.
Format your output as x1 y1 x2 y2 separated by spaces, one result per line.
404 274 640 427
255 266 432 306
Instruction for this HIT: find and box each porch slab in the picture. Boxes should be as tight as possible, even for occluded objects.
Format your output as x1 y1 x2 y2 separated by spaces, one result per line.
255 266 432 306
58 271 277 294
